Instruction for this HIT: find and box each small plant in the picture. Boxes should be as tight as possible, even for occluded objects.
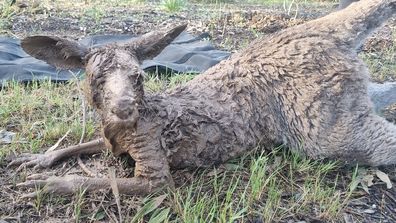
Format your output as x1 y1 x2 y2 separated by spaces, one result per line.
73 188 87 222
161 0 185 12
34 185 46 213
84 6 104 24
0 1 16 33
130 194 169 223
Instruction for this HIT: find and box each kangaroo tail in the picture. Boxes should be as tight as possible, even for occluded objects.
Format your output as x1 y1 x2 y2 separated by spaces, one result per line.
316 0 396 49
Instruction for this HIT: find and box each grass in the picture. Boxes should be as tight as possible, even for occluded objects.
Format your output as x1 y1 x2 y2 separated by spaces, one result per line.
84 6 105 24
73 188 87 222
170 149 344 222
360 38 396 82
161 0 186 12
0 0 17 34
0 80 97 162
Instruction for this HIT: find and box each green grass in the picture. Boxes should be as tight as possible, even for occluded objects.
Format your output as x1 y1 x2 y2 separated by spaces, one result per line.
162 149 344 222
0 0 17 34
0 80 96 162
246 0 336 4
84 6 105 24
360 39 396 82
161 0 186 12
73 188 87 222
194 0 234 3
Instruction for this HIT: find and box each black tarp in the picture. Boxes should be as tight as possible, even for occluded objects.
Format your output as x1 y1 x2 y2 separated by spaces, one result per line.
0 31 230 85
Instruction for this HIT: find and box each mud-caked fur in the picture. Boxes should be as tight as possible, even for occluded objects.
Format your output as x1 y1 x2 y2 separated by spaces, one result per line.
13 0 396 195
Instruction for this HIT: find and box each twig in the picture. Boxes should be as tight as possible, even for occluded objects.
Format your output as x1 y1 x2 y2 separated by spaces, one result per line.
79 94 87 144
70 70 98 177
46 129 71 153
77 156 96 176
77 96 97 176
109 167 122 223
101 197 118 223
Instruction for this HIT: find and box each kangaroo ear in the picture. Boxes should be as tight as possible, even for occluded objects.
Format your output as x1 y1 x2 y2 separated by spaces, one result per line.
133 23 187 61
21 36 89 69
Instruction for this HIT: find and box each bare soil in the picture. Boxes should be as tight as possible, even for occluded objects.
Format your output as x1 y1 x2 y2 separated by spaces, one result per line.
6 2 335 49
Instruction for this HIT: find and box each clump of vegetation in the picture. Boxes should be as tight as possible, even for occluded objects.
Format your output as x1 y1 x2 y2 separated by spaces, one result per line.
0 80 96 162
360 32 396 82
0 1 16 33
84 6 105 24
161 0 186 12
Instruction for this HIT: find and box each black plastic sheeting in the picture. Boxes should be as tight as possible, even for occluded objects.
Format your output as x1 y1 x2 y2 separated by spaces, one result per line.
0 31 230 85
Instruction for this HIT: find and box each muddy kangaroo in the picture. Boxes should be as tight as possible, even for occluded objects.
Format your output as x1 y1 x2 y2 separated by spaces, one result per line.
9 0 396 196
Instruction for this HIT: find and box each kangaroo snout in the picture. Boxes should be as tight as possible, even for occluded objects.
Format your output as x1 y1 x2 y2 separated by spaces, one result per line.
110 98 137 120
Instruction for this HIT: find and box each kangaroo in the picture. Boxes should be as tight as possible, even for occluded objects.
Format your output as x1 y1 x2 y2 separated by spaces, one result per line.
9 0 396 196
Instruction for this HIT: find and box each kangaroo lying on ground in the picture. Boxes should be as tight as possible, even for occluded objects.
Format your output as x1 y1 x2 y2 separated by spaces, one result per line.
9 0 396 196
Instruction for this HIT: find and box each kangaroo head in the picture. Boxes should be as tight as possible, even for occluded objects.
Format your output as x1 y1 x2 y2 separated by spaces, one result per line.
21 24 186 127
22 24 186 153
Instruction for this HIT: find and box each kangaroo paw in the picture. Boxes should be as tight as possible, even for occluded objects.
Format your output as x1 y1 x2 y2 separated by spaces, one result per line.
8 139 105 172
8 152 61 172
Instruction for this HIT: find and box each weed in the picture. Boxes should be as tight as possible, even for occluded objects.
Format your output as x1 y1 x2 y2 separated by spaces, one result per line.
161 0 186 12
130 194 169 223
73 188 87 222
0 1 16 33
34 185 45 213
84 6 104 24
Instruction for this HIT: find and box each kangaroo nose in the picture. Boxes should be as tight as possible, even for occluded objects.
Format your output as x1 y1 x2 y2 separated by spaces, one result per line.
111 99 135 120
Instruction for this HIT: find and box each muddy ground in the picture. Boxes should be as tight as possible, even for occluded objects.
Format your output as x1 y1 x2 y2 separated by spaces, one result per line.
1 0 396 222
6 2 334 49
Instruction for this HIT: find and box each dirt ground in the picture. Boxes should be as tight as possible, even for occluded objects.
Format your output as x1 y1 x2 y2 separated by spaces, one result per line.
5 1 336 49
1 0 396 222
